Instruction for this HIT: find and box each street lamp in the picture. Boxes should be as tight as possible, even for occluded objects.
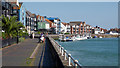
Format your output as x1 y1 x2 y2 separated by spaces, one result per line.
17 23 21 44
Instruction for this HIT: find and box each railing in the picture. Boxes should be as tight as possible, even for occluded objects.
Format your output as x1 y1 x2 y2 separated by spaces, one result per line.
2 36 29 48
48 36 82 68
2 37 17 48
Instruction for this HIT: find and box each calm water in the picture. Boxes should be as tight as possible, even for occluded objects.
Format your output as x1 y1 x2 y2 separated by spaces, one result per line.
56 38 118 66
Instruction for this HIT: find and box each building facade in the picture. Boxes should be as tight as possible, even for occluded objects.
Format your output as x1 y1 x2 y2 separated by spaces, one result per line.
18 2 26 26
92 26 107 34
70 21 92 36
36 15 50 32
46 17 61 34
2 0 19 21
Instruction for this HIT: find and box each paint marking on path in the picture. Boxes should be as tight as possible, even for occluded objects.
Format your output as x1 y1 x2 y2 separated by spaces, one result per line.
29 43 41 59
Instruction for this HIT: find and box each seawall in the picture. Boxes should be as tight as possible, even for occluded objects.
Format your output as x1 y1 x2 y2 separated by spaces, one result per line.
46 36 82 68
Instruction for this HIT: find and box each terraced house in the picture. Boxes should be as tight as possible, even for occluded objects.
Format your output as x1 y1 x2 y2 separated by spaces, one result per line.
26 11 36 35
36 15 50 32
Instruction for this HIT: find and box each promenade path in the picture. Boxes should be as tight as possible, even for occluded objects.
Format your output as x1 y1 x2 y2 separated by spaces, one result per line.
2 38 55 68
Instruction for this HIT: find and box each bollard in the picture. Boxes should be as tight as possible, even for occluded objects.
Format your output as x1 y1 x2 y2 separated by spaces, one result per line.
64 50 67 60
61 47 64 56
68 54 71 66
59 45 61 53
75 60 78 68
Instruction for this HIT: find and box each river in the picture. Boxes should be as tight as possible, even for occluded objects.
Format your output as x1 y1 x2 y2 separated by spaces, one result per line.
56 38 118 66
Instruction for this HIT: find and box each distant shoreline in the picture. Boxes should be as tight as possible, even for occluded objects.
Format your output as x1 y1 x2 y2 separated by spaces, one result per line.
49 34 119 40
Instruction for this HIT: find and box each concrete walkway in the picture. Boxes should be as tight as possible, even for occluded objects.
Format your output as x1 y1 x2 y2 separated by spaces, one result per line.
2 38 39 66
2 38 56 68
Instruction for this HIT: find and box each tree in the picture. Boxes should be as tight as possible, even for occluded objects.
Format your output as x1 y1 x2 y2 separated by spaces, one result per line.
1 15 24 38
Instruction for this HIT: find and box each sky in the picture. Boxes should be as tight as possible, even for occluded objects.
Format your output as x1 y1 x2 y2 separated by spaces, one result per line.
19 0 119 2
23 2 118 30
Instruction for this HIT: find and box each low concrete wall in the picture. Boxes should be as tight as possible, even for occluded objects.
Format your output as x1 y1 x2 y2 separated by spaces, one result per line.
46 37 64 68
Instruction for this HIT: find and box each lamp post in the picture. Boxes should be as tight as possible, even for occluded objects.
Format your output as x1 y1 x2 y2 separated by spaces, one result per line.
17 27 23 44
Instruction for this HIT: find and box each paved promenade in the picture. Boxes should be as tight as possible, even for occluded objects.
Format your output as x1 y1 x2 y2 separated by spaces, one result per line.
2 38 39 66
2 38 55 67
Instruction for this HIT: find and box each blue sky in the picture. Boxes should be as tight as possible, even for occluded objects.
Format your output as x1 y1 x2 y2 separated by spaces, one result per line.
23 2 118 29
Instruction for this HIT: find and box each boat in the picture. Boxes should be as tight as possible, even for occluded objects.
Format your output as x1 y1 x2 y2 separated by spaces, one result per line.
93 36 97 38
87 36 92 39
75 35 88 40
99 36 102 38
75 35 82 40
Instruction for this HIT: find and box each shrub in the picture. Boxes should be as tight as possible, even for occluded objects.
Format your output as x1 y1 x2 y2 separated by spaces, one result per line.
65 33 70 34
19 37 25 42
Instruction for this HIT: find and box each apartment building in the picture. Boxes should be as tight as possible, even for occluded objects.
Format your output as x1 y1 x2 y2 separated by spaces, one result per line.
45 17 61 34
18 2 26 27
26 11 36 35
69 21 92 36
2 0 19 20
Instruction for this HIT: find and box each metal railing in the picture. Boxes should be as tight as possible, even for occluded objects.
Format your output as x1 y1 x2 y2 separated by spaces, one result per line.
48 36 82 68
2 37 17 48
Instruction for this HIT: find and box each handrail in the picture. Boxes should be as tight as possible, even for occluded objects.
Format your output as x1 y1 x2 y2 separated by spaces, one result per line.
48 36 82 68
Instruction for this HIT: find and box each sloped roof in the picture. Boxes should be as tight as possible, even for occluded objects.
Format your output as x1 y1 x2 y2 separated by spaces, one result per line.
36 15 40 19
47 17 59 20
45 19 53 24
69 21 85 26
18 2 23 9
61 22 67 26
26 10 34 17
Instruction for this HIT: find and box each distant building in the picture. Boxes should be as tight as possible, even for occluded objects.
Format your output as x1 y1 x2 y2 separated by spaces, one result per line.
45 17 61 34
109 31 118 35
61 22 70 34
69 21 92 36
106 28 120 35
37 15 50 32
92 26 107 34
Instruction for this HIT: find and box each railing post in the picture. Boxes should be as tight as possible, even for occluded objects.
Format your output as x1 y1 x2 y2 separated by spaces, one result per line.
75 60 78 68
64 50 67 60
59 45 61 53
61 47 64 56
68 54 71 66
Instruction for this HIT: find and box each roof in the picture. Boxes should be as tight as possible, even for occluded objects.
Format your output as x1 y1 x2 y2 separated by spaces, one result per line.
36 15 40 19
61 22 67 26
45 19 53 24
70 21 83 23
86 24 90 26
26 11 34 17
32 14 36 17
18 2 23 9
69 21 85 26
47 17 59 20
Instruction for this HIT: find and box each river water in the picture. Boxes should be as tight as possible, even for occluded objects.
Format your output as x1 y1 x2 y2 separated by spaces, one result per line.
56 38 118 66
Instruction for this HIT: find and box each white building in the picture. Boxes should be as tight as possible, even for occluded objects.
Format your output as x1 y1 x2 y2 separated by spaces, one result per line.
92 26 105 34
109 31 118 35
61 22 71 34
46 17 61 34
